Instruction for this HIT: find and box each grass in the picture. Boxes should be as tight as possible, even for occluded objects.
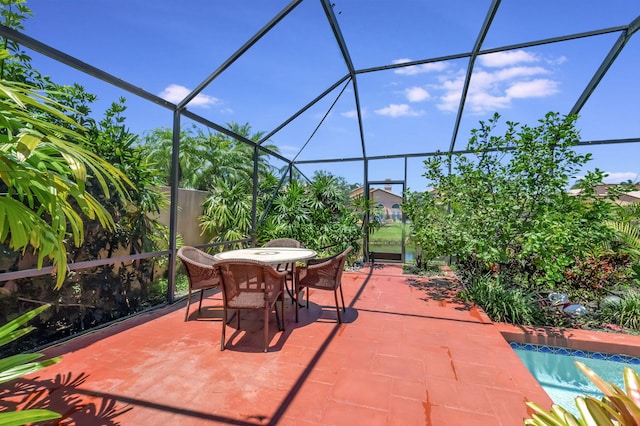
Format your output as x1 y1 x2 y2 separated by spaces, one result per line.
369 222 416 258
370 222 411 240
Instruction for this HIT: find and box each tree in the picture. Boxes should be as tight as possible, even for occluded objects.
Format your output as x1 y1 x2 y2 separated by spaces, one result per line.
258 173 362 256
404 112 615 287
140 122 278 191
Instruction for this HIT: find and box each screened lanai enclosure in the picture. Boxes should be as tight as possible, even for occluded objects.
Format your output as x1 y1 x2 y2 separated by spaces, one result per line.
0 1 639 350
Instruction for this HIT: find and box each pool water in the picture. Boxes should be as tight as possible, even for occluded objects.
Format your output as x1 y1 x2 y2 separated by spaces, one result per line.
512 343 640 416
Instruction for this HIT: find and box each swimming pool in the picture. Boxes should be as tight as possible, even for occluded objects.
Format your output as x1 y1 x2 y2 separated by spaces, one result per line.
512 342 640 416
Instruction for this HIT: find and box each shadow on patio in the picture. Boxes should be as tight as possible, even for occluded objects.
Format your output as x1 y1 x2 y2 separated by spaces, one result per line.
2 264 550 425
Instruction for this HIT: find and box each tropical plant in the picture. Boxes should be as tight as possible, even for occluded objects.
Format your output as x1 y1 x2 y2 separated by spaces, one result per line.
200 181 254 249
608 202 640 254
349 193 382 238
141 122 278 191
0 304 61 425
605 201 640 283
0 75 133 288
525 361 640 425
258 173 363 256
81 97 167 255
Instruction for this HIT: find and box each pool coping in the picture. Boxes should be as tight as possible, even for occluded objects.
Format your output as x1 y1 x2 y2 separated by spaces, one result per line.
495 322 640 358
509 341 640 364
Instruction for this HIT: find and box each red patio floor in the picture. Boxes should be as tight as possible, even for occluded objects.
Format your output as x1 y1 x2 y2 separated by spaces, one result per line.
7 264 554 425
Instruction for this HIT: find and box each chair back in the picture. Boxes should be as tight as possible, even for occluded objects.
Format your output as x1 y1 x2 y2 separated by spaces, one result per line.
305 246 352 290
264 238 302 248
177 246 220 291
215 260 285 309
329 246 352 288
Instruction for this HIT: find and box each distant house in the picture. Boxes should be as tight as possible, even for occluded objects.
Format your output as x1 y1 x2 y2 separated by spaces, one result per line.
568 183 640 205
350 186 403 222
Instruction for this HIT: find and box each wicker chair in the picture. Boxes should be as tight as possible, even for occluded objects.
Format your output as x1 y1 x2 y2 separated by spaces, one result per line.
264 238 302 249
177 246 221 322
295 246 353 323
215 259 287 352
264 238 302 301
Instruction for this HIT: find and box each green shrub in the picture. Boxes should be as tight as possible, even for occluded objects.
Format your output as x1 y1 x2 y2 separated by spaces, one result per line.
459 274 540 324
563 253 633 302
597 292 640 331
149 273 189 302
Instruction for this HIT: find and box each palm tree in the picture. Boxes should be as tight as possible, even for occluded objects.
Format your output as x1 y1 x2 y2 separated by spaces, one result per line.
607 202 640 255
199 181 253 250
141 125 205 188
141 122 279 191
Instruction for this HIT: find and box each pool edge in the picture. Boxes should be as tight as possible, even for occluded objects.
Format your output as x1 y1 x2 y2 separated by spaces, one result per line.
495 322 640 358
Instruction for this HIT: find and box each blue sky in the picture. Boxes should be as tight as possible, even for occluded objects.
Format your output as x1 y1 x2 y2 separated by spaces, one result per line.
20 0 640 191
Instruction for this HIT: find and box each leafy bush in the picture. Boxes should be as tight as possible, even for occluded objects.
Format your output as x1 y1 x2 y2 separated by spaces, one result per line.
404 112 616 289
597 292 640 331
258 173 364 257
458 274 540 324
563 253 633 302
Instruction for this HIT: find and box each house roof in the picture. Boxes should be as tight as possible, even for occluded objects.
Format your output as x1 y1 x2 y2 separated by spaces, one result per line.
350 187 402 202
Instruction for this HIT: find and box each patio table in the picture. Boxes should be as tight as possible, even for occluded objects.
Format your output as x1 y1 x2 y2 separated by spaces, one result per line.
213 247 317 301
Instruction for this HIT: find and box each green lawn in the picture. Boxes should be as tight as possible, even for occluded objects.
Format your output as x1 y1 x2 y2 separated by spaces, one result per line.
369 222 416 258
370 222 410 240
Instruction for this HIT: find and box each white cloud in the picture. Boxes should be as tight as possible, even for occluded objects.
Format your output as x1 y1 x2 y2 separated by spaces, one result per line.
375 49 563 116
375 104 424 117
393 58 448 75
405 86 430 102
602 171 639 184
493 66 549 81
506 79 559 98
547 55 568 65
467 92 510 112
479 50 538 67
435 61 559 113
159 84 219 108
341 108 368 119
436 75 464 112
278 144 300 155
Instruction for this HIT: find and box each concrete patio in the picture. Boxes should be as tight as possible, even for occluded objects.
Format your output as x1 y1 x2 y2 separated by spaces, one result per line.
6 264 553 425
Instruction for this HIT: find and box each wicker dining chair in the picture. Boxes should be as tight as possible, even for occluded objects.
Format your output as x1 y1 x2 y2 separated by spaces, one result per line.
264 238 302 249
295 246 353 323
215 259 287 352
264 238 303 301
177 246 221 322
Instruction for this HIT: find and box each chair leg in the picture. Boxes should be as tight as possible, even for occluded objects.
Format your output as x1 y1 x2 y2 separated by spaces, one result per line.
334 290 342 324
264 306 269 353
279 293 285 331
184 291 193 322
221 306 227 351
274 300 282 332
288 273 295 304
295 285 300 323
198 289 205 313
339 284 346 312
